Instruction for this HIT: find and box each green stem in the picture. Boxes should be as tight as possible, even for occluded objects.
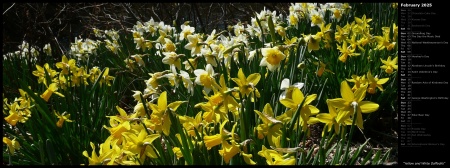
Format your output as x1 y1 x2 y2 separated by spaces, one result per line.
343 104 358 165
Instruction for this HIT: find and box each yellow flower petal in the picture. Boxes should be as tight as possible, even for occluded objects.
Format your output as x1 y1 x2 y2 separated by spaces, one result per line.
340 81 354 102
327 98 347 109
359 101 379 113
158 91 168 112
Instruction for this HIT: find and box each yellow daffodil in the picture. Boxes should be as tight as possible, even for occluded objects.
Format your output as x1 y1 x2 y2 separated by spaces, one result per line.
304 34 321 53
32 63 59 86
354 14 372 30
337 40 360 63
327 81 379 129
179 112 206 137
258 145 295 165
131 54 145 67
316 101 352 136
334 24 350 43
231 68 261 100
103 106 134 145
40 83 65 102
4 101 29 126
72 67 90 87
366 71 389 94
212 74 241 118
82 138 120 165
183 57 199 73
203 120 228 150
313 61 334 77
145 71 166 91
241 152 257 165
392 23 398 41
55 55 77 75
374 27 396 51
380 56 398 74
219 122 240 164
99 68 114 87
3 137 20 155
260 46 286 72
279 87 319 131
172 147 183 159
254 103 282 147
195 74 240 122
54 111 73 128
346 74 367 92
149 91 186 136
122 128 160 160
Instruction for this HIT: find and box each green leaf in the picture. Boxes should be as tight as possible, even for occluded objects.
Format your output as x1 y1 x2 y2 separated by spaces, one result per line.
268 14 277 45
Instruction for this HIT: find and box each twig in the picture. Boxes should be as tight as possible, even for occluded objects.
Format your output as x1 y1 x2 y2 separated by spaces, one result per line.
3 3 15 15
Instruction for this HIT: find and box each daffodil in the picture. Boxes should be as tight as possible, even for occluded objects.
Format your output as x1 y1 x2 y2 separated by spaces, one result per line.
279 78 304 101
194 64 216 94
179 70 194 96
184 34 203 56
172 147 183 159
313 61 334 77
104 106 139 144
316 101 352 136
72 67 90 87
331 8 343 21
260 47 286 72
327 81 379 129
82 138 121 165
211 74 241 117
366 71 389 94
241 152 257 165
334 23 351 43
392 23 398 41
43 43 52 56
374 27 396 51
354 14 372 30
3 137 20 155
163 38 176 52
258 145 295 165
231 68 261 100
346 74 367 92
40 83 65 102
32 63 59 86
180 24 195 41
309 9 324 27
54 111 73 128
121 128 160 161
380 56 398 74
219 122 240 164
203 120 228 150
4 100 31 126
149 91 186 136
145 71 166 91
304 34 321 53
131 54 145 67
196 75 240 123
99 68 114 87
179 112 206 137
254 103 283 147
55 55 77 75
278 87 319 131
183 57 199 73
337 40 360 63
